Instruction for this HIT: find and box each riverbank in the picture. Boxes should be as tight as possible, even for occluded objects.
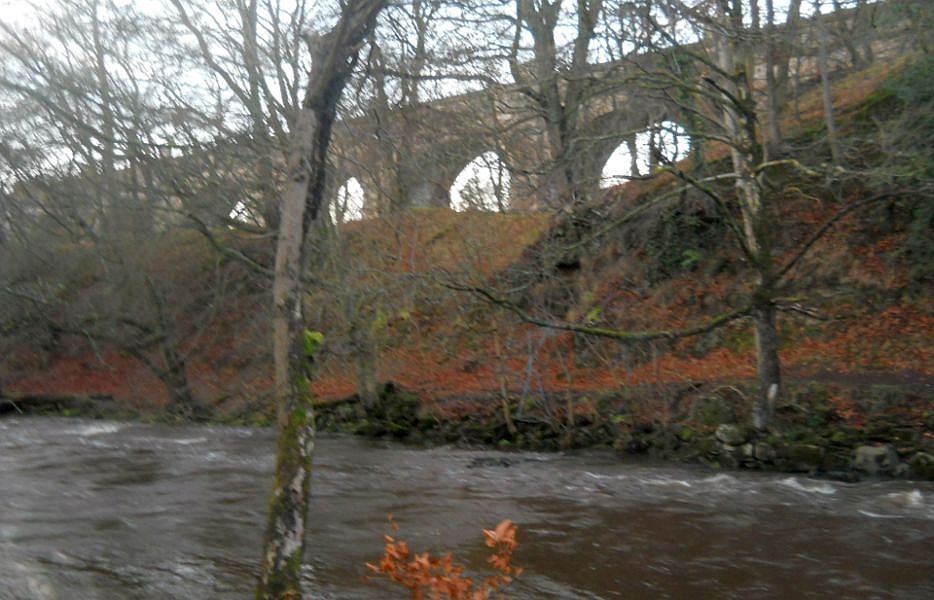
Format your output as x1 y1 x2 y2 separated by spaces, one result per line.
8 375 930 482
313 377 934 482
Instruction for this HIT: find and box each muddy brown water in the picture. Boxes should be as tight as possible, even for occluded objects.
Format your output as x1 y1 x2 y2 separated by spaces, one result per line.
0 417 931 599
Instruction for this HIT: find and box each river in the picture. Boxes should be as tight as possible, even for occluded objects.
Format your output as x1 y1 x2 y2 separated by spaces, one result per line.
0 417 931 599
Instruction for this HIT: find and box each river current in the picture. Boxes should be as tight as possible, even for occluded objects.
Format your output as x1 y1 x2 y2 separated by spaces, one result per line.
0 417 931 599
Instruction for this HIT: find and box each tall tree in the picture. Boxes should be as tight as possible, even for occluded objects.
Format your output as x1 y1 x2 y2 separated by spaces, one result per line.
255 2 386 598
711 0 780 430
509 0 605 207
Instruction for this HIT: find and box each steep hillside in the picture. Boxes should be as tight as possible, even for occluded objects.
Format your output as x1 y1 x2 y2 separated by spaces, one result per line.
309 55 932 411
4 55 932 470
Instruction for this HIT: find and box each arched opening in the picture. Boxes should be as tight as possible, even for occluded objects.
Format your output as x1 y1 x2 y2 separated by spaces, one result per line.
600 120 690 188
331 177 366 223
450 151 510 212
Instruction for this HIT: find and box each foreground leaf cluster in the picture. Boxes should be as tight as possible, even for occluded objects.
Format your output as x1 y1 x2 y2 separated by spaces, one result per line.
368 517 522 599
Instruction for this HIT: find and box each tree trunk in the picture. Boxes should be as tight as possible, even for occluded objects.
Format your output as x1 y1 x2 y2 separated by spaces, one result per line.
815 2 842 166
510 0 602 207
792 51 803 122
774 0 802 99
764 0 783 155
716 1 762 254
120 335 197 418
857 0 875 64
647 130 659 173
256 3 386 598
715 0 781 431
752 302 780 431
354 329 381 413
162 345 197 415
257 94 324 600
830 0 866 68
493 329 518 436
627 136 640 177
148 279 197 416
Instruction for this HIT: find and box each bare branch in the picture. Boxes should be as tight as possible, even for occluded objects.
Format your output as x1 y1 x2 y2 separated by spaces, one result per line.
443 279 751 343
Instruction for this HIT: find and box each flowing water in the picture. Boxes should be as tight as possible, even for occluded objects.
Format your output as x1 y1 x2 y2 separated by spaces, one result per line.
0 417 931 599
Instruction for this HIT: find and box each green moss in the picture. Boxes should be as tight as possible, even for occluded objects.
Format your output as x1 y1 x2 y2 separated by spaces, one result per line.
246 412 273 427
369 310 389 336
828 428 860 446
690 395 738 425
303 329 325 359
256 550 304 599
781 443 824 472
256 406 313 599
722 329 754 355
806 404 836 428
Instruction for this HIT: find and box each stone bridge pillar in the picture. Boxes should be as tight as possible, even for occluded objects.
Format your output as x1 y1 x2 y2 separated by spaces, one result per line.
401 165 451 208
398 153 479 209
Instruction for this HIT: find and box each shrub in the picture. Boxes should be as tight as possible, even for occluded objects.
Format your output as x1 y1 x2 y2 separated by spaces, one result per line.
367 516 522 599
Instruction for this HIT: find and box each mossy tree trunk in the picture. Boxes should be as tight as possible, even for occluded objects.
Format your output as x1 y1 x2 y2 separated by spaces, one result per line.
256 2 386 599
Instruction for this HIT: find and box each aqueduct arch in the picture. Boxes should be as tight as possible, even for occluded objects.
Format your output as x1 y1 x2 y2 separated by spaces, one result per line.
450 150 512 212
329 83 692 214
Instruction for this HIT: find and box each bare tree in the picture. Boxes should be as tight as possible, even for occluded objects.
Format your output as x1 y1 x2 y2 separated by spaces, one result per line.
0 0 207 414
509 0 606 206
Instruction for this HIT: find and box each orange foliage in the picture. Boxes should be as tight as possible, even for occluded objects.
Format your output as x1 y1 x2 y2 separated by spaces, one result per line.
785 304 934 373
784 58 905 126
826 393 864 428
367 517 522 600
10 352 167 405
343 209 549 276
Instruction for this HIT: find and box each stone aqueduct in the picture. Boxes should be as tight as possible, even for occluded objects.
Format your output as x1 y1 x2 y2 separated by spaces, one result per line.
323 2 907 217
327 60 685 215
